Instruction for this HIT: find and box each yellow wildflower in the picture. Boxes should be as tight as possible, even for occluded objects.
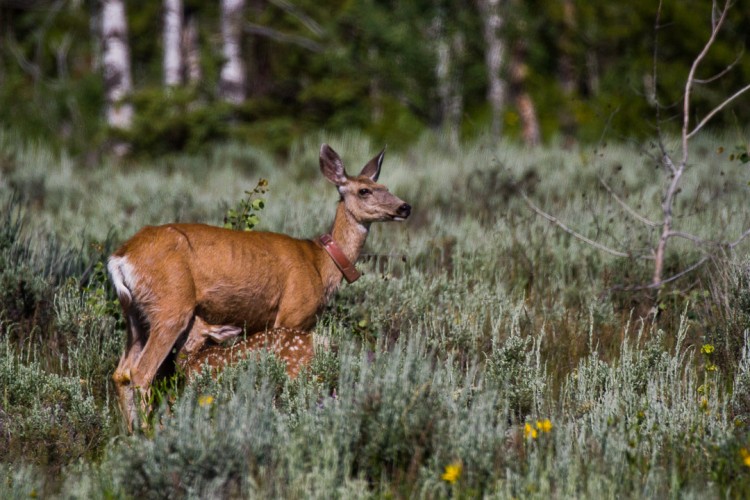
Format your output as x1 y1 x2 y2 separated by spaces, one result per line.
701 344 715 355
706 362 718 372
198 395 214 407
741 448 750 468
524 422 538 439
536 419 553 433
441 462 462 483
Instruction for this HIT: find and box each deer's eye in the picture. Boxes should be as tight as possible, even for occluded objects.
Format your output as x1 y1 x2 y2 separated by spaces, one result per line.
358 188 372 197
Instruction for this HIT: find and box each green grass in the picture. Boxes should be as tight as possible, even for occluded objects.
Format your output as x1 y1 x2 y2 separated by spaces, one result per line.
1 129 750 497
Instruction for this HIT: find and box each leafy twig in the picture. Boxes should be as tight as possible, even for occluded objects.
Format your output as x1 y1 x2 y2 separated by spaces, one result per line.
224 178 269 231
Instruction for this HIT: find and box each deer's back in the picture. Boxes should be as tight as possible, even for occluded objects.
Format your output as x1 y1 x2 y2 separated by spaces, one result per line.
114 223 326 328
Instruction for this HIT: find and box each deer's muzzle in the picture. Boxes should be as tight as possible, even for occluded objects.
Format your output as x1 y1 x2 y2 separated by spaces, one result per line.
394 203 411 220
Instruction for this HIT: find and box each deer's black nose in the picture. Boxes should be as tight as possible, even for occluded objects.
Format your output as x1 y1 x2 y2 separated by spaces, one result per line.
398 203 411 218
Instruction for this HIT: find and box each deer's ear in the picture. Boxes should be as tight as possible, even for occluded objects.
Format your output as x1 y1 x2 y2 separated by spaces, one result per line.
359 147 385 182
320 144 348 186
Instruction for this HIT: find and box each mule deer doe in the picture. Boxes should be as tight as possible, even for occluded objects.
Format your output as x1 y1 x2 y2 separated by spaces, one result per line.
108 144 410 431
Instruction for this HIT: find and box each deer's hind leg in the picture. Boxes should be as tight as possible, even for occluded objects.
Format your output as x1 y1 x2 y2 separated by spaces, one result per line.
109 255 151 431
110 255 198 430
113 308 194 431
112 305 148 432
177 316 243 369
129 303 196 397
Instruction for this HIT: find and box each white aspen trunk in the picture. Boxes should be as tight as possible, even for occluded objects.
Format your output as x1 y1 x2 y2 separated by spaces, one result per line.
163 0 183 86
476 0 507 138
434 16 452 136
220 0 246 104
433 14 464 150
102 0 133 130
183 13 202 84
447 32 465 149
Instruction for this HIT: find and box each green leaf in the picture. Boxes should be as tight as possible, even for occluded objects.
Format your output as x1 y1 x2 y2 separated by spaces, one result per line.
251 199 265 211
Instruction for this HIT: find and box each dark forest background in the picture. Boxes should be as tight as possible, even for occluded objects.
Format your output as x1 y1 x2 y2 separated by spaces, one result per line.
1 0 749 158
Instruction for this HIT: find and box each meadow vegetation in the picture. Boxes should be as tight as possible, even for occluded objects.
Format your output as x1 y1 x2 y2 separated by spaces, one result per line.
1 129 750 497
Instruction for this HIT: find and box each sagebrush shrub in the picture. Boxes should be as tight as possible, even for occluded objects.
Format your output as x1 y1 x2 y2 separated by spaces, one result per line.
0 196 92 341
113 361 284 498
0 202 53 330
485 329 545 420
707 258 750 369
0 339 111 466
732 332 750 423
53 279 121 395
3 134 750 497
0 463 44 499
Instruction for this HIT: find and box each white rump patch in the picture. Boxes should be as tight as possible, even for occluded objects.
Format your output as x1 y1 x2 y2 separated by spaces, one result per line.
107 255 137 308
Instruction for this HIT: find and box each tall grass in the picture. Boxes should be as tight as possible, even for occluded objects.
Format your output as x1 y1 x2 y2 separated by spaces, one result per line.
1 130 750 497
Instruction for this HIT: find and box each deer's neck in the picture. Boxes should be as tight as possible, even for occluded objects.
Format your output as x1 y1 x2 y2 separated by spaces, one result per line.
321 201 369 289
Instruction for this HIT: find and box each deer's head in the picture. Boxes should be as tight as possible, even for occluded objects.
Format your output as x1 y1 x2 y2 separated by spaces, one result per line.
320 144 411 225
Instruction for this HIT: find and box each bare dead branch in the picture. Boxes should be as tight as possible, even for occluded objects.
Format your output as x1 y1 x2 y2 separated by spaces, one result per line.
658 141 677 174
654 256 711 287
597 105 620 147
269 0 325 37
687 82 750 140
55 33 72 80
245 23 324 52
681 0 730 163
650 0 733 286
711 0 722 30
667 230 706 244
728 225 750 249
694 46 745 84
608 224 750 293
598 176 660 227
608 255 711 293
521 193 636 259
526 0 741 294
6 35 41 80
